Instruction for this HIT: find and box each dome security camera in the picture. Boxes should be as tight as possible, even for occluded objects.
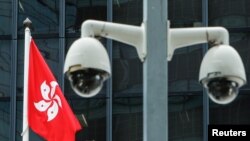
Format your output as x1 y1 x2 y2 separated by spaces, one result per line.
199 45 246 104
64 37 111 98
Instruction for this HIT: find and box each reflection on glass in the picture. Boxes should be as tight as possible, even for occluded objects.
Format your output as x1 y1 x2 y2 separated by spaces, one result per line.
168 45 203 94
112 1 143 140
157 0 204 95
112 42 142 96
0 0 11 35
0 101 10 141
16 101 23 141
66 0 107 33
113 97 142 141
229 33 250 89
113 0 142 25
169 0 202 27
169 95 203 141
0 40 11 97
16 39 59 97
151 0 204 94
209 0 250 28
70 99 106 141
210 94 250 124
112 0 143 96
18 0 59 34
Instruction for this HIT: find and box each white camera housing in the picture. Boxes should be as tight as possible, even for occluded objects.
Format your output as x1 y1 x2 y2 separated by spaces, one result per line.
169 26 246 104
64 20 247 104
64 37 111 98
199 45 246 104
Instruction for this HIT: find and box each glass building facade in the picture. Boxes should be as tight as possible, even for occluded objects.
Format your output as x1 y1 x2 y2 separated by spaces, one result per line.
0 0 250 141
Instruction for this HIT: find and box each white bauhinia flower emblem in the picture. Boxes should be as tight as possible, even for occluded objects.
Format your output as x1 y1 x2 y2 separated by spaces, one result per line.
34 81 62 122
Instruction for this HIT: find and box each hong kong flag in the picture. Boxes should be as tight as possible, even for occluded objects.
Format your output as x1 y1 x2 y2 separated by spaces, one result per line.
28 39 82 141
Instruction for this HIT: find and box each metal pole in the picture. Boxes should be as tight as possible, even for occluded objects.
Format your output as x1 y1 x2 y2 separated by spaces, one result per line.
106 0 113 141
143 0 168 141
10 0 18 140
59 0 65 91
22 18 32 141
202 0 209 140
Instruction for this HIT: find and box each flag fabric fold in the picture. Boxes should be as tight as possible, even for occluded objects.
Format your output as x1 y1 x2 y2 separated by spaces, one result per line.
28 39 82 141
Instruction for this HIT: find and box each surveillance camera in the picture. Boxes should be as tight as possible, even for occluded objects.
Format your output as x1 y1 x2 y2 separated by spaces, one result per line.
64 37 111 98
199 45 246 104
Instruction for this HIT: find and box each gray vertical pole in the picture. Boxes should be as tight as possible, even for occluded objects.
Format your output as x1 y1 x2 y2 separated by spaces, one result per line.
143 0 168 141
202 0 209 141
10 0 18 140
10 37 17 141
59 0 65 91
106 0 113 141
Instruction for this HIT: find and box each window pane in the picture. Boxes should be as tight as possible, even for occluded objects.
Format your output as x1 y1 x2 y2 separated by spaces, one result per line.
0 100 10 141
168 0 203 94
16 100 22 141
113 0 142 25
169 0 202 27
66 0 107 33
0 40 11 97
17 38 59 97
209 0 250 28
112 42 142 97
112 1 143 140
0 0 11 35
169 95 203 141
210 94 250 124
18 0 59 34
113 97 142 141
113 0 143 97
230 33 250 89
71 98 107 141
168 45 203 94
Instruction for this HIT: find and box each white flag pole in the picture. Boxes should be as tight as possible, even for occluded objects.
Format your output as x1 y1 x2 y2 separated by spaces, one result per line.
22 18 32 141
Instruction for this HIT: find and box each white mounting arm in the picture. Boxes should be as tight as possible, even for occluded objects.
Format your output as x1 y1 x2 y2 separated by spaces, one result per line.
81 20 146 61
80 20 229 62
168 27 229 60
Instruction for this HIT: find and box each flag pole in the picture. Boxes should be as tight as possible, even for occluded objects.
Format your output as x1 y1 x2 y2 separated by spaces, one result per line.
22 18 32 141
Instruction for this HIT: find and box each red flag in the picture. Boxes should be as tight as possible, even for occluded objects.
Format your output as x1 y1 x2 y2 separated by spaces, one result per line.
28 39 82 141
